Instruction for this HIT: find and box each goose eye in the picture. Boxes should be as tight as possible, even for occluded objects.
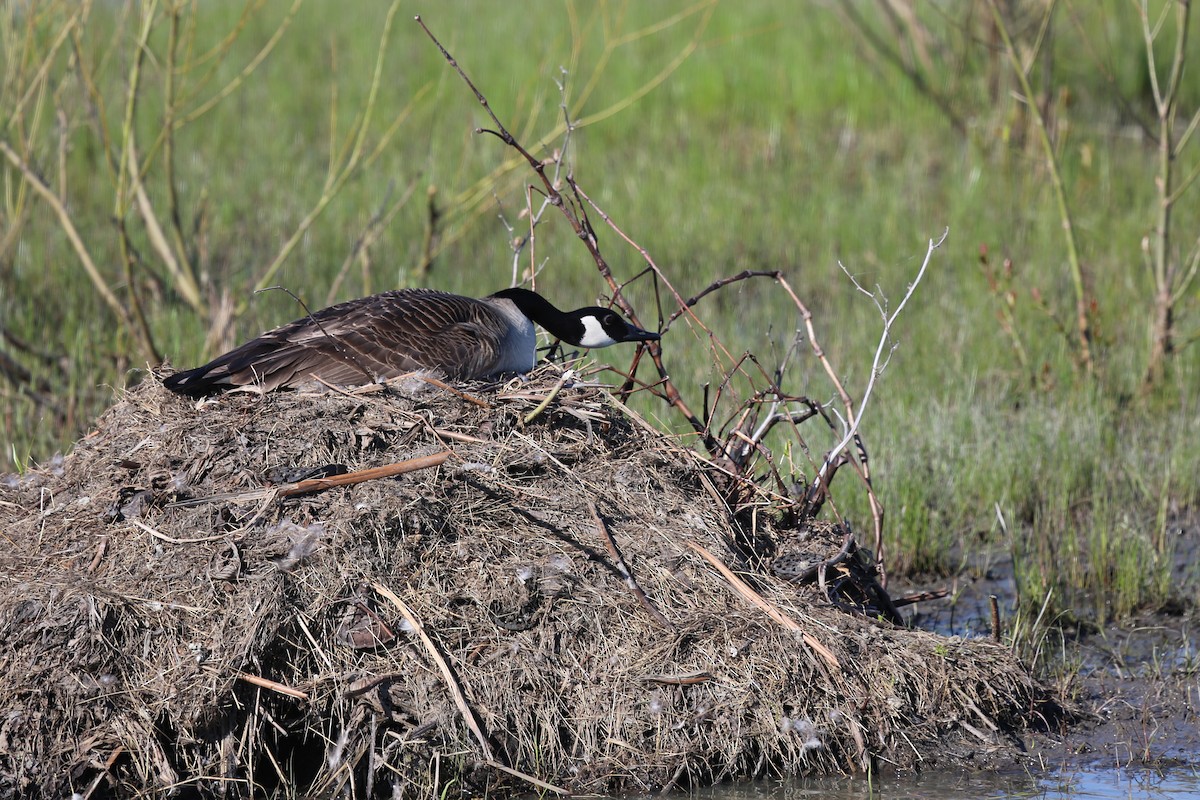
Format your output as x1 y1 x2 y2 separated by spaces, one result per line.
605 313 618 325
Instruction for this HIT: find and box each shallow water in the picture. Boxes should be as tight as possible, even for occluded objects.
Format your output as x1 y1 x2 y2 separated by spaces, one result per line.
674 767 1200 800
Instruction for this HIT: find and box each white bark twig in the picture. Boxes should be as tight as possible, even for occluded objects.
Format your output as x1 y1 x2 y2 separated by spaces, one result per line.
503 68 575 288
816 229 947 486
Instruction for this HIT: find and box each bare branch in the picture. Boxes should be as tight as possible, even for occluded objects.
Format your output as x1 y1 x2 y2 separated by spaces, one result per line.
817 230 946 487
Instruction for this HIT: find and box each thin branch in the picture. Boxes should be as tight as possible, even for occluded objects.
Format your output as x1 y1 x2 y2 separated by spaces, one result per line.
246 0 402 308
987 0 1093 374
816 231 946 487
248 285 379 387
417 18 711 450
588 499 675 632
685 541 840 670
176 0 305 127
0 139 131 328
371 582 499 763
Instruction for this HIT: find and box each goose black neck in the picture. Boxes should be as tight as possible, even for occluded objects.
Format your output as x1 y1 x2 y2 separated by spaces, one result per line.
489 288 582 342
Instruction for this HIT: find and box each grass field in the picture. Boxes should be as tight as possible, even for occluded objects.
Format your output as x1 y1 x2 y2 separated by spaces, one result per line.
3 1 1199 628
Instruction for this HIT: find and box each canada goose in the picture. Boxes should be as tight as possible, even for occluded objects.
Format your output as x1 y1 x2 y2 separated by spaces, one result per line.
163 287 660 397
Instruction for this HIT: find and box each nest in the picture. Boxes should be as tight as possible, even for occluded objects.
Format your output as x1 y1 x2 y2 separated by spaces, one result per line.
0 368 1058 798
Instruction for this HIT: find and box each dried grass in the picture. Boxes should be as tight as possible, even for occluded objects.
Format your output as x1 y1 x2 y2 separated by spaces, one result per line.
0 368 1058 797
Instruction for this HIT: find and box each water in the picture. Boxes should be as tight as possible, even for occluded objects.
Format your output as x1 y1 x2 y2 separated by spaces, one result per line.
674 767 1200 800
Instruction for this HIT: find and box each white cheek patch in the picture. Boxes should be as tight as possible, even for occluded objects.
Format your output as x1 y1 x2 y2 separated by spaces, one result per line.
577 316 618 348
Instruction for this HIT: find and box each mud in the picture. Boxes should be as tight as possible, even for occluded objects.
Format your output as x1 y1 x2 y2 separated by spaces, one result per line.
899 518 1200 773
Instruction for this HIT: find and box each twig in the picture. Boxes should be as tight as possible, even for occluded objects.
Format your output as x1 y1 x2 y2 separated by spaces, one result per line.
255 285 378 387
772 274 885 552
504 68 575 288
87 535 109 573
483 760 570 796
640 671 713 686
165 451 450 508
834 3 969 137
987 0 1093 374
806 231 946 579
890 588 950 607
78 745 124 800
568 180 716 442
659 760 690 796
177 0 305 127
957 718 992 744
321 372 493 410
588 499 675 632
135 17 208 270
817 231 945 487
522 369 573 424
416 18 708 448
325 177 419 305
959 693 1000 733
684 541 840 669
162 4 202 315
415 184 441 279
246 0 403 309
237 672 309 700
346 672 407 696
130 519 228 545
665 269 782 328
371 582 498 763
382 373 491 408
276 451 450 497
112 1 164 364
0 139 131 329
433 428 487 444
0 347 65 417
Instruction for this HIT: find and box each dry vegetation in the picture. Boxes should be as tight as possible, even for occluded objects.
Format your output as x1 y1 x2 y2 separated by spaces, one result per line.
0 371 1062 797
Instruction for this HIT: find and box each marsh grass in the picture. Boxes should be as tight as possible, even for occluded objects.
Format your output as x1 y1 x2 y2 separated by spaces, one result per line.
2 1 1199 627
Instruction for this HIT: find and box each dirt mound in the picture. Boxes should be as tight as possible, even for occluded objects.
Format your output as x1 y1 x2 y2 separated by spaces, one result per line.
0 369 1058 798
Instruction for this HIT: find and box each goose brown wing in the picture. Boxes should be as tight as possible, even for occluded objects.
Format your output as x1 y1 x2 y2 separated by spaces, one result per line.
356 289 505 379
163 289 505 396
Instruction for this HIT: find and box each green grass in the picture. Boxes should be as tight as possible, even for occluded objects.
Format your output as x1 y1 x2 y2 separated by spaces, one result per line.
3 1 1200 626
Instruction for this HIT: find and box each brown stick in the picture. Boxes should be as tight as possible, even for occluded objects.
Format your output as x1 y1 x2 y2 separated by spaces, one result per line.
372 581 498 763
237 672 309 700
685 541 840 670
665 269 783 327
588 499 676 633
78 745 124 800
166 451 451 509
276 451 450 496
568 180 714 442
398 373 491 408
640 671 713 686
483 760 570 796
890 588 949 608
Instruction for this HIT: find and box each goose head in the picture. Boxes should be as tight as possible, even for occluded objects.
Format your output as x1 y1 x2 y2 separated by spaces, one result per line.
489 288 660 350
572 307 661 348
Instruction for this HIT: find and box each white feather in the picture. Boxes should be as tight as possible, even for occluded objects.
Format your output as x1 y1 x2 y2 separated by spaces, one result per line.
577 315 618 348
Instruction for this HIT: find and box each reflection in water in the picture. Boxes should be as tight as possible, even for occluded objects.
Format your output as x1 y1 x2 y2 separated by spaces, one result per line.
671 768 1200 800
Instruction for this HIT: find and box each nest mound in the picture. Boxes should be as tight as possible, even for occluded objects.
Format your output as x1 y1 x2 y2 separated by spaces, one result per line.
0 369 1058 798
